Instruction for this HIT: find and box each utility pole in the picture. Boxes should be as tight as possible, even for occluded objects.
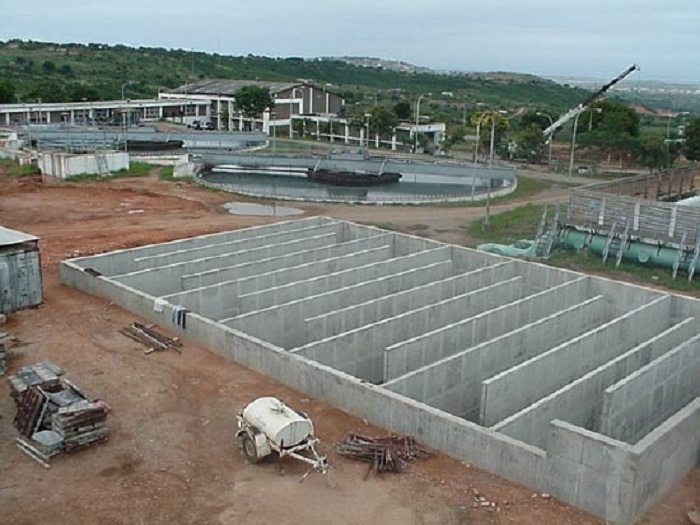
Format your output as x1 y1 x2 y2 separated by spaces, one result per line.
485 115 496 227
537 112 554 170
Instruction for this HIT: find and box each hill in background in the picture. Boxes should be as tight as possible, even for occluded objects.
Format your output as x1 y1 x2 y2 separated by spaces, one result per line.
0 40 590 115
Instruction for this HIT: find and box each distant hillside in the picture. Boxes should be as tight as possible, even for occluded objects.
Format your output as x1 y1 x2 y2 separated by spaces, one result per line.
322 56 434 74
0 39 590 114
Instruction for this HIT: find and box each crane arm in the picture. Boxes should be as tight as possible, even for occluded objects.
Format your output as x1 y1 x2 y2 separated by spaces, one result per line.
543 64 639 137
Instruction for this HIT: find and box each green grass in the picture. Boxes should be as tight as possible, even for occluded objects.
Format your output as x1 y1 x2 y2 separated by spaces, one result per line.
158 165 175 181
0 159 40 177
67 161 155 181
468 203 545 244
548 249 700 294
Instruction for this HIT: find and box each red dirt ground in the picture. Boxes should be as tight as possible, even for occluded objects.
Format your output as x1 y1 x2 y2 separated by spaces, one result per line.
0 172 696 524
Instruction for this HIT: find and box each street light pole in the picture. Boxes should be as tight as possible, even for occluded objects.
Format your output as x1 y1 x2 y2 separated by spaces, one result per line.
414 93 429 155
568 113 581 177
537 112 554 169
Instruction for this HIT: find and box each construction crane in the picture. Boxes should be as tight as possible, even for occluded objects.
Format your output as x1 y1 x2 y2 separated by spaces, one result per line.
543 64 640 138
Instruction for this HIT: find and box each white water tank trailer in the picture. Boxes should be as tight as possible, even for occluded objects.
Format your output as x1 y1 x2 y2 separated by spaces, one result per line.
236 397 329 480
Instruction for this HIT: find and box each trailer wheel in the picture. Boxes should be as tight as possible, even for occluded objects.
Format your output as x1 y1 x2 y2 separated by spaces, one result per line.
241 434 263 464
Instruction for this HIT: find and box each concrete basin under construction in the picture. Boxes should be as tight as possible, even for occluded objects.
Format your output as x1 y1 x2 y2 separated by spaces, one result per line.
60 216 699 524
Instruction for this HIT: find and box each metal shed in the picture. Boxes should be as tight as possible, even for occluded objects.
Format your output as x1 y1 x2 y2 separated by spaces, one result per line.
0 227 43 314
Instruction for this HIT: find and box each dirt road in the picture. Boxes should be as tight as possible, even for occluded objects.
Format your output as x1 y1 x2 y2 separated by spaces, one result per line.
0 172 696 524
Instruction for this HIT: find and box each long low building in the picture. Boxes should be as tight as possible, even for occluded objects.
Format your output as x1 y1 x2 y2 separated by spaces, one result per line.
0 98 209 127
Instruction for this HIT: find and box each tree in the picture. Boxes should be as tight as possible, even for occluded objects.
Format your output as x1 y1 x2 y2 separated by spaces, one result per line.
68 83 100 102
684 117 700 161
42 60 56 73
0 80 15 103
638 136 669 172
472 111 509 151
235 86 273 116
517 111 552 131
393 100 411 120
514 124 546 163
27 80 68 103
588 100 640 137
368 105 398 136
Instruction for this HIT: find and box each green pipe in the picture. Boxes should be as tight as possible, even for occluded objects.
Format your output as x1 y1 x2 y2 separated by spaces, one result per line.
560 230 700 273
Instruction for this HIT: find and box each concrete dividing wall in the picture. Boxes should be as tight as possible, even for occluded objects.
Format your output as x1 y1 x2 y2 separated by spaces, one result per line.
162 245 393 319
383 276 592 380
231 247 451 318
114 232 340 296
303 262 518 344
74 216 327 277
599 333 700 443
292 277 524 383
180 233 394 290
225 260 454 348
131 223 342 270
480 296 672 426
384 295 608 419
494 318 698 448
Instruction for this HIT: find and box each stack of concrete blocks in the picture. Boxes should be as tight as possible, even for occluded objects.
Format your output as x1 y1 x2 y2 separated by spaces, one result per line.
0 332 8 375
60 216 700 525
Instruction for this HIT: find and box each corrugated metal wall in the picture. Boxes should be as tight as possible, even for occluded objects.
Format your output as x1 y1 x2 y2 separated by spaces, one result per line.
0 244 43 313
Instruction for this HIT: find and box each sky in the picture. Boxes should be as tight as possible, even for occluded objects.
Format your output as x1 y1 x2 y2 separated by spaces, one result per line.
1 0 699 82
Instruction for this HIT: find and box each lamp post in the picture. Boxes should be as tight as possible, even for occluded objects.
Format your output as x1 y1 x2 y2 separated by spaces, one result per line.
121 80 136 101
569 108 602 177
536 112 554 169
364 113 371 157
414 93 430 155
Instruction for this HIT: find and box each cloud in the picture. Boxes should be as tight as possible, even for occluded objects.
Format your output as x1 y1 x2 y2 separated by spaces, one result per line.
0 0 698 80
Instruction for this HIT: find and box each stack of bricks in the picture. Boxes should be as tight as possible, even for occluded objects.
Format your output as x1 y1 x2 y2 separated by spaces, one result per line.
0 332 7 376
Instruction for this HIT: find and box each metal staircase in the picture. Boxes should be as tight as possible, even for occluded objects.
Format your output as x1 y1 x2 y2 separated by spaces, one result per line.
601 220 618 264
533 204 561 258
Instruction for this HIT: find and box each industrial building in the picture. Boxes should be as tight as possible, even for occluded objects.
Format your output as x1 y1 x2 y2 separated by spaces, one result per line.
61 216 699 525
0 98 208 127
160 79 344 132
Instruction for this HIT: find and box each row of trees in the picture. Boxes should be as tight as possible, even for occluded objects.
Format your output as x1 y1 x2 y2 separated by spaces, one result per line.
447 100 700 171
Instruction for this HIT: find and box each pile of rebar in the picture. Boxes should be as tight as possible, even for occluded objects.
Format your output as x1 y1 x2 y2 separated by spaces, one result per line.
335 432 430 473
120 322 182 354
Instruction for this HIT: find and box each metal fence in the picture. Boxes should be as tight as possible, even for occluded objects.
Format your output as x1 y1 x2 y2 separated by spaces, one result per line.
567 168 700 247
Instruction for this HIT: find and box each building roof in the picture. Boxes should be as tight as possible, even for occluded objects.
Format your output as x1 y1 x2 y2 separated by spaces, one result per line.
0 226 38 246
168 79 304 97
